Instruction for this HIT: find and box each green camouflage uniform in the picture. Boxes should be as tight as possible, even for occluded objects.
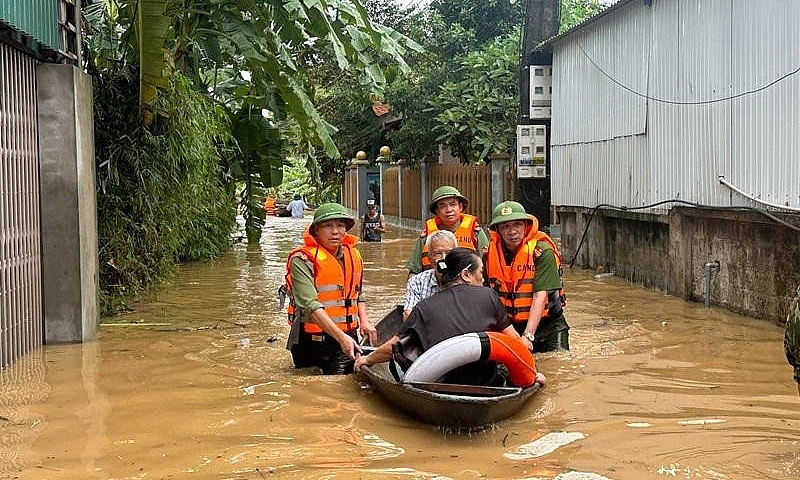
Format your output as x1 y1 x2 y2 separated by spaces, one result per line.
785 286 800 385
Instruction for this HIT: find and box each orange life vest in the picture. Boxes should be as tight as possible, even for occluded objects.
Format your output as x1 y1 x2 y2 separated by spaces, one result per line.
485 215 565 324
285 231 362 334
419 214 481 270
264 197 277 215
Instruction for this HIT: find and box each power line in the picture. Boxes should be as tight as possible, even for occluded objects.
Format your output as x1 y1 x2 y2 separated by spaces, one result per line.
577 42 800 105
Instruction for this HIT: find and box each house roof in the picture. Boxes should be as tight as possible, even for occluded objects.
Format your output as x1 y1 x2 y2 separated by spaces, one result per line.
536 0 638 51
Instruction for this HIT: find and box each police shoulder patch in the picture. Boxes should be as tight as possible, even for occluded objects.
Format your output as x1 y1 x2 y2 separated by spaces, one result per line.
293 250 311 264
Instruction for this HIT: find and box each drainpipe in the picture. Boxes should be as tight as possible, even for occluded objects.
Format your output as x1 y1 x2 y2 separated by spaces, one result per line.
704 260 721 308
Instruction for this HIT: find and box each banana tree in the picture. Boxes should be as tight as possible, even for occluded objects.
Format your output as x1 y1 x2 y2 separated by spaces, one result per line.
138 0 170 124
83 0 170 123
85 0 421 242
229 104 285 243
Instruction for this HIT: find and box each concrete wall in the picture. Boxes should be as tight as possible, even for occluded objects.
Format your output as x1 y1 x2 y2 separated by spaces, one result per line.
36 64 98 343
557 206 800 323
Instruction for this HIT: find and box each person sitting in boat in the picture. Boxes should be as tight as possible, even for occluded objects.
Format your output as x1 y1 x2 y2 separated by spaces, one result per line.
403 230 457 319
283 202 378 374
356 248 546 387
405 185 489 279
485 201 570 353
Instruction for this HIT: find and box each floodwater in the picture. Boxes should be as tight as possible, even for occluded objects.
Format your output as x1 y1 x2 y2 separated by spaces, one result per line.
1 215 798 480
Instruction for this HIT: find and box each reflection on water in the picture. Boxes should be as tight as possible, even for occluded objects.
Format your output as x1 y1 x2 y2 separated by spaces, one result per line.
1 214 799 479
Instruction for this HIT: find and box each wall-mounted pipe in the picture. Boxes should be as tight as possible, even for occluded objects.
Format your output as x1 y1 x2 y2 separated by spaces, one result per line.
704 260 721 308
718 175 800 212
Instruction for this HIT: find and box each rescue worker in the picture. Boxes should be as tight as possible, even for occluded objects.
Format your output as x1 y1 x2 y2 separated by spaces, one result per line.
785 285 800 395
283 202 377 374
264 196 277 216
405 185 489 278
484 201 569 353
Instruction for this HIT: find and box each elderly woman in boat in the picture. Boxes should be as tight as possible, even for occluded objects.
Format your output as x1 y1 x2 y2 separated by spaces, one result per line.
355 248 547 387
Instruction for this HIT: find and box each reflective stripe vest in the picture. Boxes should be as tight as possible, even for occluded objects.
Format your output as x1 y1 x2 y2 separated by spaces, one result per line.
419 214 480 270
485 216 565 324
264 197 277 215
285 231 362 334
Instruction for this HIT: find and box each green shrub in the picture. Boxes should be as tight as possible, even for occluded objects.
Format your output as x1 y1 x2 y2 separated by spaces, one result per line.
94 70 235 314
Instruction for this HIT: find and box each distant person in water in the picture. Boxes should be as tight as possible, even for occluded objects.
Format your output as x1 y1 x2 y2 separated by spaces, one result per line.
785 285 800 395
360 199 385 242
286 194 309 219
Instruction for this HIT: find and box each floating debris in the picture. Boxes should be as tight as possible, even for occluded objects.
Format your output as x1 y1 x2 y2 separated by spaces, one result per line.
677 419 726 426
504 431 586 460
626 422 653 428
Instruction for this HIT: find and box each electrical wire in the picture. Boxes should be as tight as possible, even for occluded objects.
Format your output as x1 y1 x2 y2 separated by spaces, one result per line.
577 42 800 106
568 199 800 269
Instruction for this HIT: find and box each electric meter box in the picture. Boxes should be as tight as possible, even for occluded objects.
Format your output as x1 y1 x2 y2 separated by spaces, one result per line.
517 125 547 179
529 65 552 119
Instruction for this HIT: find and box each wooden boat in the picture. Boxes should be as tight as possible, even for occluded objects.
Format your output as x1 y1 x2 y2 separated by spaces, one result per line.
358 305 542 428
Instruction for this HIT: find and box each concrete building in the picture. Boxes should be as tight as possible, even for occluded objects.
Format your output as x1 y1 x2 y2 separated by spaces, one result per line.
531 0 800 321
1 0 97 369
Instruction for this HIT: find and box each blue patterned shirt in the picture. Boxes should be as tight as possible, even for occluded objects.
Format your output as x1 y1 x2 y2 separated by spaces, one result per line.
404 269 439 312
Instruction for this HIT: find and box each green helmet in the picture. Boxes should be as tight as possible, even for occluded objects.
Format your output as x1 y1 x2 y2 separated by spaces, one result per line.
429 185 469 214
310 202 355 232
488 201 533 230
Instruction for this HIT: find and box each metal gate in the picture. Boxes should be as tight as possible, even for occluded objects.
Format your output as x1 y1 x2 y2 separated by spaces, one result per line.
0 42 43 369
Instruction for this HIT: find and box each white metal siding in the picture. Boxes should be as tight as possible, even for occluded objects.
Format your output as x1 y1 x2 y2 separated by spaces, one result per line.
550 0 800 211
551 0 648 146
729 1 800 207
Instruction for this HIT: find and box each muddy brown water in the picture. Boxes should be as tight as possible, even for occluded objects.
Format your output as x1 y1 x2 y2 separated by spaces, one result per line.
1 215 798 480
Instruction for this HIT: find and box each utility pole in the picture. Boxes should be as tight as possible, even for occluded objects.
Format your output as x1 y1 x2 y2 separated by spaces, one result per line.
519 0 560 125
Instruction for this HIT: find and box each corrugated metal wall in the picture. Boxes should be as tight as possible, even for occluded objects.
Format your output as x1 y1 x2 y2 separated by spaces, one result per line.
0 0 60 50
550 0 800 211
0 42 43 369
